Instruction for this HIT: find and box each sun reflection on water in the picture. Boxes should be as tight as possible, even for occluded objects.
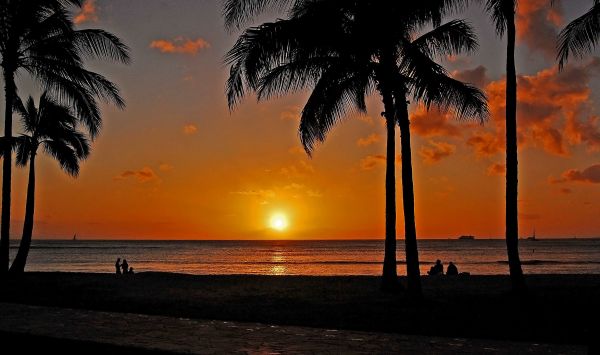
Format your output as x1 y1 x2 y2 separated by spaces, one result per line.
269 250 287 275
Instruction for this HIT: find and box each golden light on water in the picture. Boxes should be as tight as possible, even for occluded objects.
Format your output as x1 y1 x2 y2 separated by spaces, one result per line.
269 213 288 231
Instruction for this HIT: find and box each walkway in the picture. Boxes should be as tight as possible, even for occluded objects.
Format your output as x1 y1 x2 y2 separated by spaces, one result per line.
0 303 586 354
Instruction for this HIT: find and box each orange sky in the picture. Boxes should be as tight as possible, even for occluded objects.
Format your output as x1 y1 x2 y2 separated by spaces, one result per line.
2 0 599 239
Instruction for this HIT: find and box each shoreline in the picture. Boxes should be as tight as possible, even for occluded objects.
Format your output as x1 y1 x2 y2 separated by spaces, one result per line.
2 272 599 347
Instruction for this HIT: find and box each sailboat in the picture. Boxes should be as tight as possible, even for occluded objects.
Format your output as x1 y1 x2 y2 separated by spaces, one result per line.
526 228 537 241
73 233 77 241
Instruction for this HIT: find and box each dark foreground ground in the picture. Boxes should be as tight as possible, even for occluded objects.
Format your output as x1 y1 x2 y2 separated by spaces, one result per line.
1 273 598 349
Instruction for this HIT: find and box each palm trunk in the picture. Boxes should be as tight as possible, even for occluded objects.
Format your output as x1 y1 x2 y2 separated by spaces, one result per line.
505 12 526 291
10 154 36 273
1 68 15 274
396 93 422 298
381 89 399 290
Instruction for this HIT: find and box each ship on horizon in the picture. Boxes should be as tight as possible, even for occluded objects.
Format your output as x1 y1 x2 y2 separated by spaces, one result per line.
526 228 538 241
458 235 476 240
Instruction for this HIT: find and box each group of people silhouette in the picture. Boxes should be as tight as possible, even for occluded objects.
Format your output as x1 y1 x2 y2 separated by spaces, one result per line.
427 259 459 276
115 258 134 275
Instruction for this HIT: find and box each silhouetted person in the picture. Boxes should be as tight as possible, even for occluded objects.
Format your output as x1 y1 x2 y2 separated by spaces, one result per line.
447 261 458 276
128 267 135 274
428 259 444 276
115 258 122 275
121 259 129 274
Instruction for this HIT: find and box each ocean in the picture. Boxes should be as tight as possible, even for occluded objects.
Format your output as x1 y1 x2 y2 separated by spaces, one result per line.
11 239 600 276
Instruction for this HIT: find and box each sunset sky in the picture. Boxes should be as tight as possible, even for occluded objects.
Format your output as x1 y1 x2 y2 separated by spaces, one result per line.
2 0 599 239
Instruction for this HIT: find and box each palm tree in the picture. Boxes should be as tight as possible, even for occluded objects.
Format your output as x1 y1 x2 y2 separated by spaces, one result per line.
225 0 488 295
557 0 600 69
9 93 90 273
482 0 525 291
0 0 130 272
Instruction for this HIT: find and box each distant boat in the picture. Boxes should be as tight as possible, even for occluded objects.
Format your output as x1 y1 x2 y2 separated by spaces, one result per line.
458 235 475 240
526 228 537 241
73 233 77 241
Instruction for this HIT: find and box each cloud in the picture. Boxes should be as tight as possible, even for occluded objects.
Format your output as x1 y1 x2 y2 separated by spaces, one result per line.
559 187 573 194
183 123 198 135
466 132 503 158
420 141 456 164
550 164 600 184
360 154 386 170
150 37 210 55
280 160 315 177
74 0 98 24
230 189 276 199
357 133 381 147
565 115 600 152
410 105 462 138
487 162 506 176
114 167 158 183
452 65 490 89
516 0 564 57
467 58 600 158
307 190 323 198
357 115 375 125
280 106 301 121
159 163 174 172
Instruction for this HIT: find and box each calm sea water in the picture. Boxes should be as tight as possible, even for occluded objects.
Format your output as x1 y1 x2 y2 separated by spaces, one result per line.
11 239 600 276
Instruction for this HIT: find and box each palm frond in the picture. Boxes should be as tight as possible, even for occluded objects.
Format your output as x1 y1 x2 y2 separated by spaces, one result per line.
557 2 600 70
223 0 298 30
72 29 131 64
43 139 80 176
299 65 374 154
401 41 489 122
484 0 514 37
14 136 36 167
412 19 478 59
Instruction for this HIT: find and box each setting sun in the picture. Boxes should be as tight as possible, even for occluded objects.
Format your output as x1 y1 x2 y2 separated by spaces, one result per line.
269 213 288 231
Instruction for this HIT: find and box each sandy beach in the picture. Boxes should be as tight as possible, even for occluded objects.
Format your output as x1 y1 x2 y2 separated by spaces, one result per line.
1 272 598 351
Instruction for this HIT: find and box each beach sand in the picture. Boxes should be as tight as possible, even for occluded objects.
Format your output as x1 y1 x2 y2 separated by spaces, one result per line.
1 273 598 350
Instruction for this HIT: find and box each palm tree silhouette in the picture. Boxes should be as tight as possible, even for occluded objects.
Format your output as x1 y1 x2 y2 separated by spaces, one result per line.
557 0 600 69
0 0 129 272
225 1 488 295
9 93 90 273
482 0 525 292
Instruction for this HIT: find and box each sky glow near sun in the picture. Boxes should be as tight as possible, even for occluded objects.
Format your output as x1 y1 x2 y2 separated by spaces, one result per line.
5 0 600 240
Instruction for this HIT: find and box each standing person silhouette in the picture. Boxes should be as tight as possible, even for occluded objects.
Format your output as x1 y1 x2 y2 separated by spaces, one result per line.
121 259 129 275
115 258 122 275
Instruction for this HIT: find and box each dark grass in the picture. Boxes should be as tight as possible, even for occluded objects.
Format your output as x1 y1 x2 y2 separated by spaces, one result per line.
1 273 599 347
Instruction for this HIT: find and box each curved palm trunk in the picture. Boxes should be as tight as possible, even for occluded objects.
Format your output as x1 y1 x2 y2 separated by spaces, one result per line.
1 69 15 274
396 93 422 297
505 12 525 291
381 89 399 290
10 154 36 273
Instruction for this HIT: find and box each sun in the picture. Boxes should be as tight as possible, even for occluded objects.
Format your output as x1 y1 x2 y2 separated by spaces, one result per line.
269 213 288 231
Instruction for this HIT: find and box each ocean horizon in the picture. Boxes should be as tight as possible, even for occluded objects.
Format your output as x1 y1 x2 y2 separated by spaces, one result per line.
11 239 600 276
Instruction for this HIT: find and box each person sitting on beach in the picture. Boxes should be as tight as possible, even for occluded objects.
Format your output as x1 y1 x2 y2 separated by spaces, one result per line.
128 267 135 274
428 259 444 275
115 258 122 275
446 261 458 276
121 259 129 275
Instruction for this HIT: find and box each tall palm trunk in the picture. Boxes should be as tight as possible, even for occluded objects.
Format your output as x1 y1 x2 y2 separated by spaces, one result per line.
505 11 525 291
381 88 399 290
1 68 15 274
396 91 422 297
10 154 36 273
